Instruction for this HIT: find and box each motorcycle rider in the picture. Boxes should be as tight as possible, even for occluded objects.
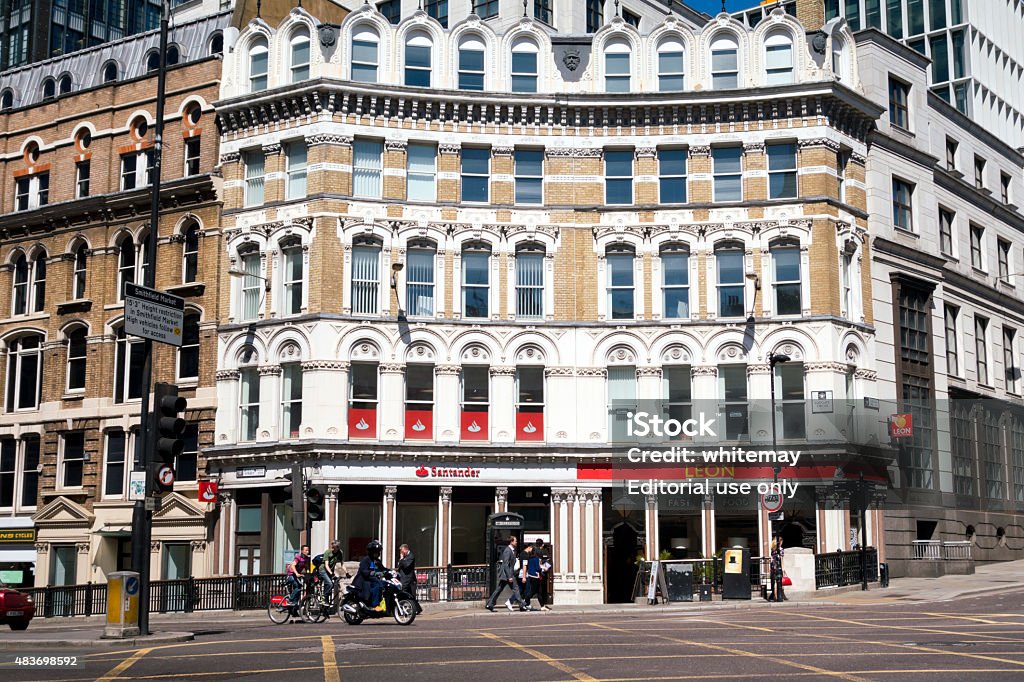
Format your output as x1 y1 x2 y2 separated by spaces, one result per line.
352 539 387 612
285 545 311 606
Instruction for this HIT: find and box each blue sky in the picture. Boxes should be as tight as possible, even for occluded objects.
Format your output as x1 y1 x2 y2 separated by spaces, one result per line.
686 0 764 13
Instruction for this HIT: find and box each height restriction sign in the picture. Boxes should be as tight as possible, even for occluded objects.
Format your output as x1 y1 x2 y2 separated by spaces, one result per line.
124 283 184 347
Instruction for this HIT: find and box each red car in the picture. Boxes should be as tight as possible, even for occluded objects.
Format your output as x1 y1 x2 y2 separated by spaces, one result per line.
0 584 35 630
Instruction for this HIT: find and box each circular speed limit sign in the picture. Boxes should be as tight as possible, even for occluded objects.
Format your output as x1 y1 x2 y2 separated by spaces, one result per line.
157 465 175 487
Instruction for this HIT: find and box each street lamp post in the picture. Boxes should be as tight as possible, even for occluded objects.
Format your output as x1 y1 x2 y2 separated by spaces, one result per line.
767 350 789 602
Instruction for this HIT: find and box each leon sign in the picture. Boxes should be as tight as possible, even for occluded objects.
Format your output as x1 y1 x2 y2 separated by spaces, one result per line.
889 413 913 438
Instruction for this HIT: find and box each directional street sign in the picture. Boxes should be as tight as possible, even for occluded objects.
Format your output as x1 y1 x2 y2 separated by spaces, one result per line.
123 283 185 347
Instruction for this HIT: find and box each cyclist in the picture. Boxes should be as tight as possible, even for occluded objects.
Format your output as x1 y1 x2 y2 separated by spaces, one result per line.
322 541 344 602
352 539 387 612
311 551 333 603
285 544 311 606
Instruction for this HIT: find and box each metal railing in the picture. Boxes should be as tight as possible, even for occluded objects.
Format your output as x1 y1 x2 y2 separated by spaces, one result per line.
912 540 942 560
412 564 489 602
815 548 879 589
941 540 973 560
633 557 767 601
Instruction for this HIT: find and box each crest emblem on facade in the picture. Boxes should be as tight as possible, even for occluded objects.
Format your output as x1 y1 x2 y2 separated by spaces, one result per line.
562 49 581 72
318 24 337 48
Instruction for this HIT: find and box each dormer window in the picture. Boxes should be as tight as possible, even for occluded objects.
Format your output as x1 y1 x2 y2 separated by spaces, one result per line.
604 40 631 92
710 35 739 89
249 38 269 92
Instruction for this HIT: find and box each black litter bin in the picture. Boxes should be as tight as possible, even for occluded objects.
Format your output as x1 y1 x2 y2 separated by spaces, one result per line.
698 584 712 601
879 562 890 588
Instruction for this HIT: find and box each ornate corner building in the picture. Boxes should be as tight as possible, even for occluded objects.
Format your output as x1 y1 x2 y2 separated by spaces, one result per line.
209 3 885 603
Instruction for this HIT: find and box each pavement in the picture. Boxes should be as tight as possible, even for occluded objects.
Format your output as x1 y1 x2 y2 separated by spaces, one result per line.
4 558 1024 652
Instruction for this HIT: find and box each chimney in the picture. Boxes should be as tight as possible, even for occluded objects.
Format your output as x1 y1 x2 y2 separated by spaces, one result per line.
796 0 826 31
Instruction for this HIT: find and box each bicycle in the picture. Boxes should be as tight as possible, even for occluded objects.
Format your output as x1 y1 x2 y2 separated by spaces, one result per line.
300 572 337 623
268 574 315 624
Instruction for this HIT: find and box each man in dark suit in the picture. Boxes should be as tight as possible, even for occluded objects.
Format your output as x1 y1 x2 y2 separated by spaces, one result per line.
485 535 527 612
397 543 422 614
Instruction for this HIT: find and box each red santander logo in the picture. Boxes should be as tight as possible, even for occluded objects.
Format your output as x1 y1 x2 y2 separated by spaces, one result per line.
413 465 481 479
415 466 429 478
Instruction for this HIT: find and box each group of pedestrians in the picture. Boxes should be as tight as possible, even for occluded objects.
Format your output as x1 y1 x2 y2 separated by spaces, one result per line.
485 535 552 612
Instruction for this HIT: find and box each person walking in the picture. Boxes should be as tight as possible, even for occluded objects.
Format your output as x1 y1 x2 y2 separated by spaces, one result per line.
485 535 527 612
538 552 551 610
397 543 422 614
523 545 543 610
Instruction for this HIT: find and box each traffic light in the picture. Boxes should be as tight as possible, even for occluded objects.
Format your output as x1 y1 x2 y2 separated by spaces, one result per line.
149 382 186 494
284 464 304 531
306 485 326 522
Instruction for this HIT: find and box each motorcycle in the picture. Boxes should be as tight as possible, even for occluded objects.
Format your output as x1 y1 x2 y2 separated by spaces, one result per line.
340 568 417 626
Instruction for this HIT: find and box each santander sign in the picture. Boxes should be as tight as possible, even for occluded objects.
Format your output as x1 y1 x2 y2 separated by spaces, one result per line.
415 465 481 479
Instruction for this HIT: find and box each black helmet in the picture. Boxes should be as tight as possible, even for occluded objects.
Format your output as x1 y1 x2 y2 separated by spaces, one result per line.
367 539 382 559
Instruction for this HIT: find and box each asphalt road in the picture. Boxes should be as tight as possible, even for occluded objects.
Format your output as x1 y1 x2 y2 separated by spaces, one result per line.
6 589 1024 681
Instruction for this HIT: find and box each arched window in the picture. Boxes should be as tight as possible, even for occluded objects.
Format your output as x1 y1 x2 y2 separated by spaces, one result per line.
351 27 379 83
57 74 71 95
6 334 42 411
0 89 13 110
146 50 160 73
30 251 45 312
102 61 118 83
238 245 262 322
406 239 436 317
457 36 485 91
405 33 432 87
117 235 135 300
515 242 545 319
72 243 87 300
138 231 153 285
166 44 180 66
764 33 794 85
715 241 745 318
511 40 539 93
182 222 200 283
461 241 491 318
280 237 304 317
606 244 636 319
209 32 224 57
65 326 87 392
11 254 28 315
41 78 55 100
770 239 801 315
604 39 631 92
351 235 382 315
710 34 739 89
178 312 200 381
657 38 686 91
249 37 269 92
114 326 145 403
289 27 311 82
660 243 690 319
832 35 845 80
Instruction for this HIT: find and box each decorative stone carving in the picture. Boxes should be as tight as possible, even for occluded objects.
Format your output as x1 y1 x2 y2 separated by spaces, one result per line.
805 361 849 372
798 137 842 153
688 145 711 157
262 143 282 155
306 134 352 146
489 366 516 377
636 366 663 377
438 143 461 155
379 363 406 374
258 365 282 376
35 542 48 554
215 369 241 381
544 366 574 377
460 345 491 363
219 151 240 164
691 366 718 377
746 364 771 375
349 343 380 362
491 146 514 157
742 142 766 155
515 346 546 364
190 540 207 552
440 487 453 502
300 360 350 371
576 367 608 378
327 485 340 499
76 542 89 554
385 486 398 501
544 147 603 158
434 364 461 375
495 487 508 505
385 139 408 152
562 48 582 71
661 346 692 364
634 147 657 158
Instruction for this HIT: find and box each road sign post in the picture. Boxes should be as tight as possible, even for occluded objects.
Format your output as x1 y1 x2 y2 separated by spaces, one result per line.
123 283 184 347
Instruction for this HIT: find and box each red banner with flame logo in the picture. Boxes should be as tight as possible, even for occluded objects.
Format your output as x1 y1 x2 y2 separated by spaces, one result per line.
460 412 488 441
405 410 433 440
516 411 543 441
348 408 377 439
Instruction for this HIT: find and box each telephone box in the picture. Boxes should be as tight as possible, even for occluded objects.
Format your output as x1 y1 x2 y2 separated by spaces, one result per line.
485 512 525 595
